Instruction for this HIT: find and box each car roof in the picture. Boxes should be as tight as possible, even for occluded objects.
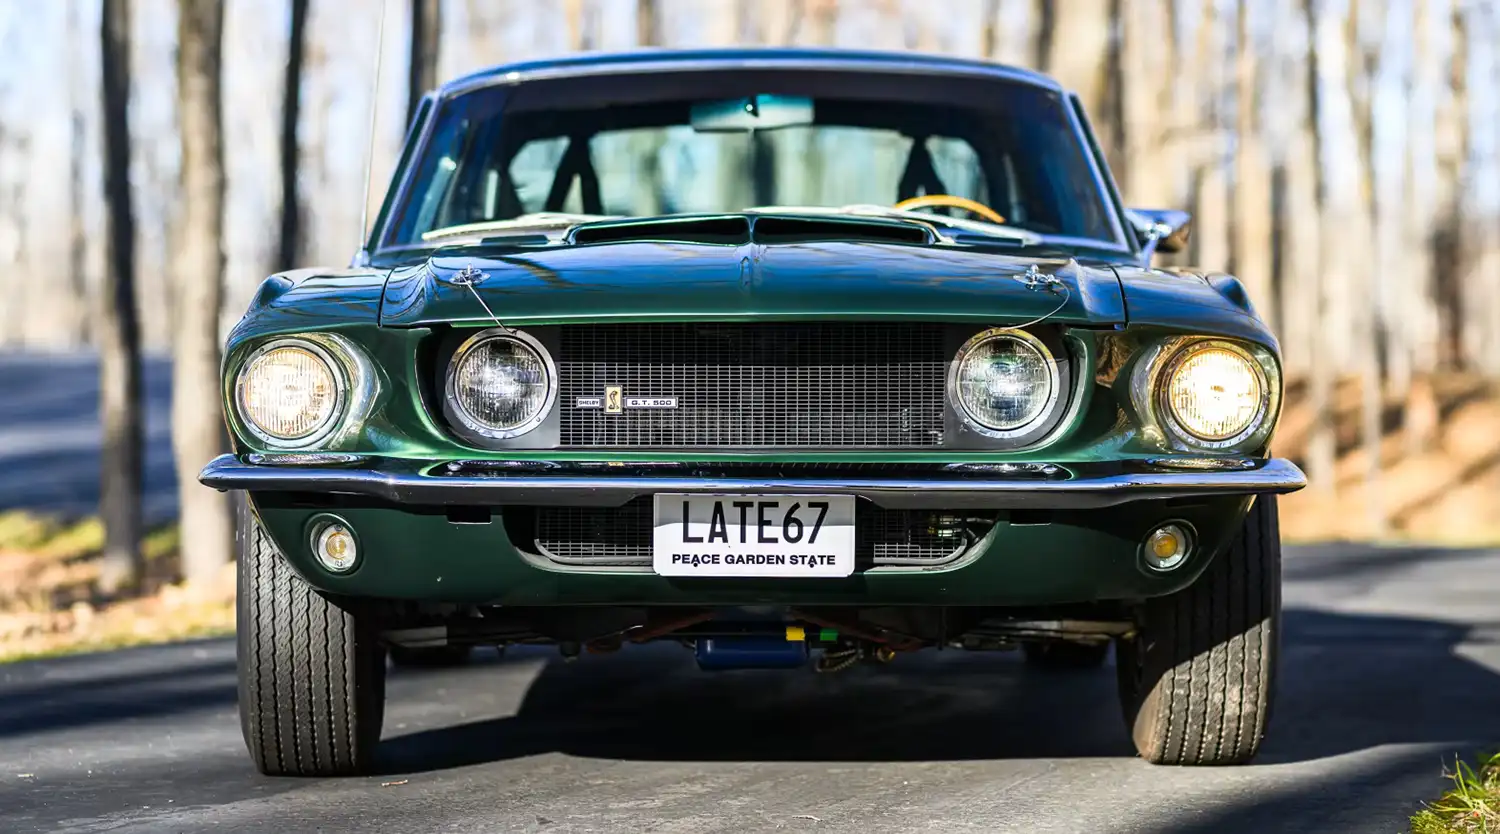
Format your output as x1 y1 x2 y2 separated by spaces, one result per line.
438 47 1063 98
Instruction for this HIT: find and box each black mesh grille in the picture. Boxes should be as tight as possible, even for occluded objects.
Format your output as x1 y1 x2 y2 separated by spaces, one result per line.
535 502 653 565
861 508 973 566
557 323 947 448
518 500 986 568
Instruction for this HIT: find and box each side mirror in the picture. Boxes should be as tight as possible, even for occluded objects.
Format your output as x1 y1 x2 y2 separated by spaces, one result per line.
1127 208 1192 260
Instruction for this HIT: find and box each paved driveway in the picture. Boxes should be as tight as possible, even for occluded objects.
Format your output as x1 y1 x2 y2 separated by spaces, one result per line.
0 352 176 522
1 542 1496 833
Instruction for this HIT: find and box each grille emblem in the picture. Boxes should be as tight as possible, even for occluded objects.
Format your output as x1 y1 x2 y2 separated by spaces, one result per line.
575 386 678 411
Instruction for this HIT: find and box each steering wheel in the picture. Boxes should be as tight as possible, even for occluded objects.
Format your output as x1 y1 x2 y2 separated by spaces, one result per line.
893 194 1006 225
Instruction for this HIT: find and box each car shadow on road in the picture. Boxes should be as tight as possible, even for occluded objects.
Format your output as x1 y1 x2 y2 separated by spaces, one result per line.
376 605 1500 776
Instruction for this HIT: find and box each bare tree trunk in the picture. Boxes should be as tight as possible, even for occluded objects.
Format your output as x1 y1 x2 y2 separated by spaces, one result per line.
564 0 588 51
97 0 144 594
1350 0 1386 534
637 0 657 48
1117 0 1174 206
1305 0 1340 493
407 0 441 127
1457 5 1500 376
1400 0 1449 454
1182 0 1231 272
1037 1 1112 159
275 0 309 273
1267 0 1323 377
1233 0 1274 327
1432 1 1467 370
66 0 90 345
175 0 234 587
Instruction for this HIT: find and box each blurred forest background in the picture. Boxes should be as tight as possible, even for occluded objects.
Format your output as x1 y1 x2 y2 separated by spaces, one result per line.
2 0 1500 654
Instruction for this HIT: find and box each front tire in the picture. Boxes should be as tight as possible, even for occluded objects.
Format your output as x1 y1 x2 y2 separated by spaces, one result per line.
236 498 386 776
1116 497 1280 765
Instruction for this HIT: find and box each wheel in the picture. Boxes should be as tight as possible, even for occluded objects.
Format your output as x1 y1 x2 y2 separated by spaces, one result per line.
388 644 473 668
236 497 386 776
1023 640 1109 670
1116 496 1280 765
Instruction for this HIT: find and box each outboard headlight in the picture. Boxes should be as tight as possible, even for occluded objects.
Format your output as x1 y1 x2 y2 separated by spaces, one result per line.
951 329 1060 435
235 339 345 447
1160 341 1268 446
445 328 555 438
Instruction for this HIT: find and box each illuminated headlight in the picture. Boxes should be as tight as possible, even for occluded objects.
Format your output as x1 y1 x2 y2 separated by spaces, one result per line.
1161 342 1268 445
953 330 1059 435
235 340 344 447
445 329 555 438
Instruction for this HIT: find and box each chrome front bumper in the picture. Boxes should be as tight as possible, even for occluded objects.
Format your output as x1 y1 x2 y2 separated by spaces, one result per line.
199 454 1306 511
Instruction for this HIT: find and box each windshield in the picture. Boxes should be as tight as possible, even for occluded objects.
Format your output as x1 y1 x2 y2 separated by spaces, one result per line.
380 69 1122 249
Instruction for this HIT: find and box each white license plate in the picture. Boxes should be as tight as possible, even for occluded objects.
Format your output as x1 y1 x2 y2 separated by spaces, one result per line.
652 494 856 577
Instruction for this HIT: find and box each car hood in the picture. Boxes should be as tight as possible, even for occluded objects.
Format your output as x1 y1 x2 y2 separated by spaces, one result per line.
380 219 1126 328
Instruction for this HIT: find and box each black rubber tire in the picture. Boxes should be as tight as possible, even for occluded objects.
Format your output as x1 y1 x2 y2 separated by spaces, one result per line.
1023 640 1110 670
388 644 473 668
1116 496 1280 766
236 498 386 776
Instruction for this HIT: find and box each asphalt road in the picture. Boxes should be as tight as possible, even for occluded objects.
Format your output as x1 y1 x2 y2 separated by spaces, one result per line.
1 541 1498 833
0 352 177 522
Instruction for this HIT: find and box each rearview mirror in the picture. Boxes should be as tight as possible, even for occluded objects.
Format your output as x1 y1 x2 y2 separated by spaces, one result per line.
1127 208 1192 259
690 95 815 132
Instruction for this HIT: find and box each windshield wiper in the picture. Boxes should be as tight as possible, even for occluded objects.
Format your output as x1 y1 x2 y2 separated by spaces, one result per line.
420 213 620 242
746 205 1042 245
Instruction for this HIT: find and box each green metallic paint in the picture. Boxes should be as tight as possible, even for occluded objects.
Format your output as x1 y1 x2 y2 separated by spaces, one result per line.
213 48 1294 612
379 236 1129 329
221 316 1276 466
250 494 1253 607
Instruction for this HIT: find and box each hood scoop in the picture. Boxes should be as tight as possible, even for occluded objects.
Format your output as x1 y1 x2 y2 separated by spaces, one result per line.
567 213 935 247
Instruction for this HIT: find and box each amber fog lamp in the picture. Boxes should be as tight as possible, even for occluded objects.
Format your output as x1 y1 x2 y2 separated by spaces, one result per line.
312 520 359 573
235 340 344 448
1162 342 1266 446
1143 523 1192 572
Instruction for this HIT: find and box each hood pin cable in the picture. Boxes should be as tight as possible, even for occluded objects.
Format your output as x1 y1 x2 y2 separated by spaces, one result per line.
447 263 514 334
999 264 1070 331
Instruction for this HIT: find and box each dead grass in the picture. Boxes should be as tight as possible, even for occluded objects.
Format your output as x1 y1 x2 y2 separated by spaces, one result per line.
0 513 232 663
1278 374 1500 545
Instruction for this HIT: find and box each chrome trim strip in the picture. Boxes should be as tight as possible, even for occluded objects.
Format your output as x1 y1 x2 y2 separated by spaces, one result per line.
201 455 1306 510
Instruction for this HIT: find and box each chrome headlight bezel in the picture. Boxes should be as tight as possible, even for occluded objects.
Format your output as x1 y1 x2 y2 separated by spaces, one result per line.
1132 337 1280 453
443 327 557 440
233 336 364 450
948 328 1063 439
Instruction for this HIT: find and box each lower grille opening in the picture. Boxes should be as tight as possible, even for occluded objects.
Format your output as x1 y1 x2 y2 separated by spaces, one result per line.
505 500 995 569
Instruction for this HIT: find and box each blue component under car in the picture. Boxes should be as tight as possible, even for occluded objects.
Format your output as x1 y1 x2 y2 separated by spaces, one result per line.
694 637 809 670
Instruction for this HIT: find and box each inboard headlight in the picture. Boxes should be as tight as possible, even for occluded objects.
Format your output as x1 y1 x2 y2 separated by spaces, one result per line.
952 329 1059 435
445 329 555 439
1162 342 1266 444
235 340 344 447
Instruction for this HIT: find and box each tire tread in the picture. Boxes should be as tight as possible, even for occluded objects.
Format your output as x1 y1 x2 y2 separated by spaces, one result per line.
236 498 384 776
1119 497 1281 765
